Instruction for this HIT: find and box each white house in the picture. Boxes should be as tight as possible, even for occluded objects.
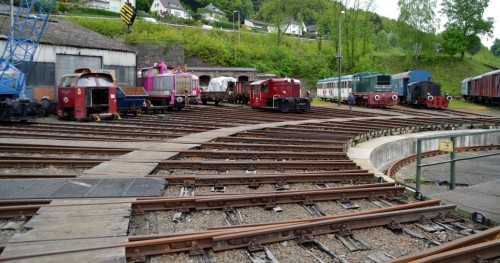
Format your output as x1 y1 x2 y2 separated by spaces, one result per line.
150 0 191 19
278 19 307 36
243 19 271 32
83 0 136 13
199 3 226 22
244 19 306 36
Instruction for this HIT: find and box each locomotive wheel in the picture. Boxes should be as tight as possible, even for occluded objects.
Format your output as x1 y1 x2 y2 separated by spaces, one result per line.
214 99 220 106
280 101 289 113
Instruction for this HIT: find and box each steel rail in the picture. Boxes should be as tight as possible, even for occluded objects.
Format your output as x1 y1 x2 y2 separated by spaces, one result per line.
177 150 349 160
389 226 500 263
163 172 374 186
209 204 456 251
0 156 110 161
121 204 456 257
0 132 182 141
199 142 346 152
0 160 101 168
156 160 357 170
132 186 404 212
192 185 404 210
0 185 400 218
207 199 441 230
240 130 355 140
191 183 396 197
215 136 347 146
0 173 77 179
407 239 500 263
0 200 445 262
3 126 180 138
0 145 130 155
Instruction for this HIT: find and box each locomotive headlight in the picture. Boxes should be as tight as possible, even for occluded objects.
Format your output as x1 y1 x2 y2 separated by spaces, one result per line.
176 97 184 103
374 95 380 101
446 95 452 101
427 95 434 101
391 95 398 100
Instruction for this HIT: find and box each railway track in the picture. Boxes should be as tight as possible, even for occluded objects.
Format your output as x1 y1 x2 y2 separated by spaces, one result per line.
2 200 496 262
0 106 499 262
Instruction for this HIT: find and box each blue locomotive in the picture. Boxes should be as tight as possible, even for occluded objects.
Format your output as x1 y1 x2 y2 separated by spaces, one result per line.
391 70 451 109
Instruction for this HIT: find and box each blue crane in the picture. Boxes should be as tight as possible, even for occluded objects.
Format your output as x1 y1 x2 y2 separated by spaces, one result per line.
0 0 55 121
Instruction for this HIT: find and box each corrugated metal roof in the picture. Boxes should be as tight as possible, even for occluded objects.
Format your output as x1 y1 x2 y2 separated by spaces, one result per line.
159 0 186 11
188 67 258 72
0 13 135 53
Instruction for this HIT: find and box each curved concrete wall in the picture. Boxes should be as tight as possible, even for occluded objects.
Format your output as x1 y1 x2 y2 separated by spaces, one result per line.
348 129 500 181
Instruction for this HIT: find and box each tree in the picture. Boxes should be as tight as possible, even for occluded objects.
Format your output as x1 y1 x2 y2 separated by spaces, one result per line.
373 30 389 51
441 0 494 60
397 0 438 65
342 0 376 71
491 38 500 57
441 26 468 56
258 0 307 46
136 0 152 13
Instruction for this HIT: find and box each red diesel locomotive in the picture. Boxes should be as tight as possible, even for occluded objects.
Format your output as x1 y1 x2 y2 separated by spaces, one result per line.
57 71 119 121
249 78 311 112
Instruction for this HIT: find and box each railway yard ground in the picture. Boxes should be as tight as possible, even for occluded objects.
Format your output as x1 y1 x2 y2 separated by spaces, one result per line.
0 103 499 262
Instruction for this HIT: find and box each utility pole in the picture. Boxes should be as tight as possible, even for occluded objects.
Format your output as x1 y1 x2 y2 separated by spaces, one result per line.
233 10 240 44
337 11 344 106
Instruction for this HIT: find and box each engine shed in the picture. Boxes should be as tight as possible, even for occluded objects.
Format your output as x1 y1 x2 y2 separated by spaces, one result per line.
0 14 136 102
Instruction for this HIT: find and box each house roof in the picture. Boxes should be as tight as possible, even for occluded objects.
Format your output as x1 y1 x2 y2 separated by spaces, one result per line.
306 25 316 32
245 19 270 27
159 0 186 11
0 14 134 52
205 3 225 15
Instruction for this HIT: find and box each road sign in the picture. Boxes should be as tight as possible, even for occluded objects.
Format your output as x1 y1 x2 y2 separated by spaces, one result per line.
120 2 137 26
439 139 453 152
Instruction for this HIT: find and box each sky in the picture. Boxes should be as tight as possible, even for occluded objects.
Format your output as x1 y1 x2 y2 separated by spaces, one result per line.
373 0 500 49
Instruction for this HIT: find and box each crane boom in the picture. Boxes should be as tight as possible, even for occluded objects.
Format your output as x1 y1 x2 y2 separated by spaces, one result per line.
0 0 55 120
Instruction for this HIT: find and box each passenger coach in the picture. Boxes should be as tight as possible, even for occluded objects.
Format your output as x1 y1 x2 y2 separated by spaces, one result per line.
317 75 353 102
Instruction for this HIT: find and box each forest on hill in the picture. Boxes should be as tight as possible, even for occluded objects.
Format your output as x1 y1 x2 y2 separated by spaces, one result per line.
65 0 500 95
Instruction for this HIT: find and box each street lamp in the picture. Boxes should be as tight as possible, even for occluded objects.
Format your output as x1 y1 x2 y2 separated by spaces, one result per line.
233 10 240 44
337 10 344 106
232 11 235 32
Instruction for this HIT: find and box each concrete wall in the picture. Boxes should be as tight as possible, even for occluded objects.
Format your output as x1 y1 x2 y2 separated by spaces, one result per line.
369 130 500 172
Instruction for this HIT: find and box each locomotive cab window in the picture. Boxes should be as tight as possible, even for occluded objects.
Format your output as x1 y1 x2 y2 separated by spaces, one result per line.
77 76 97 87
262 84 268 92
95 75 114 87
378 75 391 86
251 85 260 94
59 76 76 87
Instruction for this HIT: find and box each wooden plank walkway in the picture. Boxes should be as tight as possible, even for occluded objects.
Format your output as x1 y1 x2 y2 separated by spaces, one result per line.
1 199 134 262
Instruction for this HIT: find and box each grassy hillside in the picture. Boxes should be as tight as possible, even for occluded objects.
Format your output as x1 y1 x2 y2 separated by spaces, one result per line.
68 18 500 96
